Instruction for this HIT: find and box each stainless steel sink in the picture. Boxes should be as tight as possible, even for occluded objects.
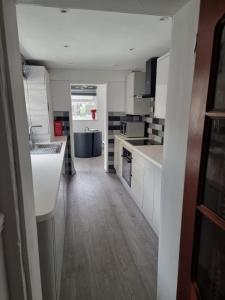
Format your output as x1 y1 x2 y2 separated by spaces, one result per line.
30 143 62 155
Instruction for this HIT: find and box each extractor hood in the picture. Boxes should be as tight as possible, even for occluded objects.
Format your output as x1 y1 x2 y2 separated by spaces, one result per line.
137 57 158 99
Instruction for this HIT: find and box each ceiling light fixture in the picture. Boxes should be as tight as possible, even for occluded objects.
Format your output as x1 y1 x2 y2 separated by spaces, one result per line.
159 16 169 21
60 8 69 13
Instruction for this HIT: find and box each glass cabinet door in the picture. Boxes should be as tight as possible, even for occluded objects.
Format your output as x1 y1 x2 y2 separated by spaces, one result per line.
192 17 225 300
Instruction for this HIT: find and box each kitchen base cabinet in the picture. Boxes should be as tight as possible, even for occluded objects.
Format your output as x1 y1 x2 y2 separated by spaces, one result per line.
134 154 161 234
53 174 67 299
152 167 161 234
37 174 67 300
114 138 122 177
37 219 56 300
142 161 155 225
114 137 162 235
131 152 145 208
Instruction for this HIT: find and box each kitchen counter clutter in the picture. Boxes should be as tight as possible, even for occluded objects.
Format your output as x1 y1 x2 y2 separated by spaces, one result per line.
114 135 163 235
31 136 67 222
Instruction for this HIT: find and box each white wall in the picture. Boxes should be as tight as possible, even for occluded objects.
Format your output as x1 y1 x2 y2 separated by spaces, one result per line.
157 0 200 299
72 85 106 137
50 68 128 166
50 68 128 112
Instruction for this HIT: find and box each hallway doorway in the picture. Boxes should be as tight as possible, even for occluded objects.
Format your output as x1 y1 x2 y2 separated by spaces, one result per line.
71 84 108 172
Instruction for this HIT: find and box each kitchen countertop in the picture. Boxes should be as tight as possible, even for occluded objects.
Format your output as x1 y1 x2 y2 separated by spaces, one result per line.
115 135 163 168
31 136 67 222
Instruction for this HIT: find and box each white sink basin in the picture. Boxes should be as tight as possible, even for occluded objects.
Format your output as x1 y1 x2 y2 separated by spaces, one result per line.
30 143 62 155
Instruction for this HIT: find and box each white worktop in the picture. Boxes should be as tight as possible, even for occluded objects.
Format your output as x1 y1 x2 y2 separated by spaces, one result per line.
31 136 67 222
115 135 163 168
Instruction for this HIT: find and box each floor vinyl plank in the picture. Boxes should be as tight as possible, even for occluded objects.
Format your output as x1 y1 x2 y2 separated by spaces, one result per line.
60 156 158 300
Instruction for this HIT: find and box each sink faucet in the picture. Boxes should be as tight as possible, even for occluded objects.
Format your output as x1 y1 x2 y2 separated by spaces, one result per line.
29 125 42 146
85 126 89 132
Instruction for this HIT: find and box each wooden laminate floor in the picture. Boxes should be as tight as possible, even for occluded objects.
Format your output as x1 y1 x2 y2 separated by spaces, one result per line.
60 156 158 300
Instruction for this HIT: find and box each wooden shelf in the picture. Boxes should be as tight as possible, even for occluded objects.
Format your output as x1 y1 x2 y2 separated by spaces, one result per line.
206 111 225 118
197 205 225 231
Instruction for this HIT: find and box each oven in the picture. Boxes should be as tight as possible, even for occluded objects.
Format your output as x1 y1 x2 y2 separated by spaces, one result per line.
122 147 132 187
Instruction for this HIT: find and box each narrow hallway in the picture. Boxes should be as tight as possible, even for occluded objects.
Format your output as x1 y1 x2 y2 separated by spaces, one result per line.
60 156 158 300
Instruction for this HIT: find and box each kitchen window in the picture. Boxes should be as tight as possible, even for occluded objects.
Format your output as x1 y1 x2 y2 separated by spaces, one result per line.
71 85 97 121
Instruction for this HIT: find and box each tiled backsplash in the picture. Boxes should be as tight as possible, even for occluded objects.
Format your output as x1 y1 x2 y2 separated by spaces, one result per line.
144 115 165 144
107 108 165 173
108 112 126 173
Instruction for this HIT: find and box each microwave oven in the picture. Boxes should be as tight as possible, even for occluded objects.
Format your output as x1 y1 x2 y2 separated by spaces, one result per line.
120 121 145 138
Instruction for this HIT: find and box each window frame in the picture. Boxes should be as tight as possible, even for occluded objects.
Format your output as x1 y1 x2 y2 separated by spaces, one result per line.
71 91 98 121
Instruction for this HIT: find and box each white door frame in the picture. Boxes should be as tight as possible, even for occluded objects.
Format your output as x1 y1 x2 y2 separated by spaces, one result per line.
70 82 109 171
0 0 42 299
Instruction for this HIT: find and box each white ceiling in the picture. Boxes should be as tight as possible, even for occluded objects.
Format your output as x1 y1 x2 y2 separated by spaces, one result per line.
17 0 189 16
16 5 172 70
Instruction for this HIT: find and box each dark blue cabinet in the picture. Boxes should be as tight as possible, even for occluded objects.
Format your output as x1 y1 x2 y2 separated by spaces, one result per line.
74 131 102 158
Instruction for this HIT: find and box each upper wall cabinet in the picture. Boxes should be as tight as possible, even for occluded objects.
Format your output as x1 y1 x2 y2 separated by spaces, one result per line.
23 66 54 141
154 53 170 119
126 71 145 98
126 71 150 115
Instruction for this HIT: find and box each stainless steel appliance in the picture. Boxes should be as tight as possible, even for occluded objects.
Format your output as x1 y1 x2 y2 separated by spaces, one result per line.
120 121 145 138
122 147 132 187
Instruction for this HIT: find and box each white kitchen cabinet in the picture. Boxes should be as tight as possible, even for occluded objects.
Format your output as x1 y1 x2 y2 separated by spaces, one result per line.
154 52 170 119
126 72 150 115
131 151 145 208
126 71 145 98
26 65 46 84
37 173 67 300
24 66 53 141
142 161 155 225
53 174 66 299
152 167 161 234
114 137 162 235
133 152 161 234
